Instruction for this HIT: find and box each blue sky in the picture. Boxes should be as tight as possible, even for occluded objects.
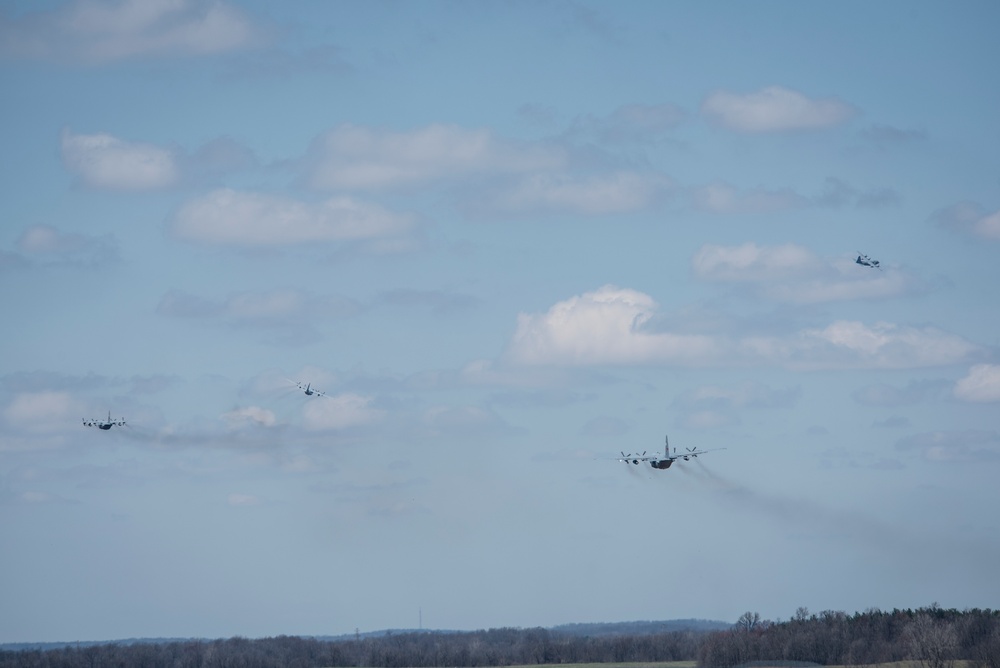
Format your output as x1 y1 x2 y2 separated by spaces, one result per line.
2 0 999 643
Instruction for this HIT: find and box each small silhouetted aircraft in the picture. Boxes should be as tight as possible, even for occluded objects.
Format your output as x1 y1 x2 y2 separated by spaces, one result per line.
618 435 724 470
83 411 126 430
856 252 881 269
289 380 326 397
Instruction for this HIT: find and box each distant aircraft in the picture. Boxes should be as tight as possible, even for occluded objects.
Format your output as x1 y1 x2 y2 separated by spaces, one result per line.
618 435 724 470
289 380 326 397
855 253 881 269
83 411 126 430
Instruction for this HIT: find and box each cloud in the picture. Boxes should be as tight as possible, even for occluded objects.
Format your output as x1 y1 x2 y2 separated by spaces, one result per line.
745 320 982 370
61 129 178 190
156 288 360 345
701 86 857 133
3 391 87 435
476 171 672 216
675 381 800 429
860 124 927 149
8 224 119 268
852 379 951 407
169 189 415 247
690 182 806 214
302 393 384 431
895 430 1000 464
693 242 816 282
221 406 276 429
505 285 720 366
954 364 1000 403
505 286 981 370
568 103 687 144
305 123 567 191
815 177 899 209
692 243 921 303
0 0 263 64
934 202 1000 241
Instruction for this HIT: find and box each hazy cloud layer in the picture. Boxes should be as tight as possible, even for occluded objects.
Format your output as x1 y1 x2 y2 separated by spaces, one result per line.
305 123 567 191
0 0 263 64
692 243 920 303
8 224 119 268
700 86 857 133
934 202 1000 241
895 430 1000 463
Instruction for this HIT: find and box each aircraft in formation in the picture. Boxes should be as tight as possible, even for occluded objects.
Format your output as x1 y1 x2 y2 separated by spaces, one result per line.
619 435 724 470
289 379 326 397
855 252 881 269
83 411 126 430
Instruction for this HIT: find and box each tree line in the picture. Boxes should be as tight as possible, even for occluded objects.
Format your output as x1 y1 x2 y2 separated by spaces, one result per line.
2 606 998 668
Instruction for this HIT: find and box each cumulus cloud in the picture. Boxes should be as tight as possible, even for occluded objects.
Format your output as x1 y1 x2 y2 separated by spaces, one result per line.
505 285 720 366
506 286 981 370
691 182 807 214
701 86 857 133
305 123 566 191
169 189 415 247
934 202 1000 241
954 364 1000 402
0 0 262 64
61 129 178 190
692 243 920 303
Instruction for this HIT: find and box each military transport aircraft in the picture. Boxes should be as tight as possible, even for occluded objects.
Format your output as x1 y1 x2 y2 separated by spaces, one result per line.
289 380 326 397
619 435 724 470
83 411 126 430
855 253 881 269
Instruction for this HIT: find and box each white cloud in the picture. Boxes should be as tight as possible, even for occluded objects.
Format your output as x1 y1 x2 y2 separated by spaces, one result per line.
954 364 1000 403
506 287 980 370
1 0 261 64
306 123 566 191
302 393 384 431
228 493 260 506
691 182 806 214
505 285 719 366
170 189 414 247
61 129 178 190
701 86 856 133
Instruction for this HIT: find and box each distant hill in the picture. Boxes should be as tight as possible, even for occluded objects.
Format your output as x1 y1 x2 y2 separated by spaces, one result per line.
1 618 731 651
551 619 732 636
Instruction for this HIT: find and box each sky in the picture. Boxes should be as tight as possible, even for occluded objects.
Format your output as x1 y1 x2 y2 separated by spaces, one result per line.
1 0 999 644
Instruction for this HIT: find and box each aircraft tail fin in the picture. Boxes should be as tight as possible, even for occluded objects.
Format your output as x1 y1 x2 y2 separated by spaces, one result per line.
665 434 670 457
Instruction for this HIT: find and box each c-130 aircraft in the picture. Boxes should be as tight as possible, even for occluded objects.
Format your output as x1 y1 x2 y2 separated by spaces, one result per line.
618 435 724 470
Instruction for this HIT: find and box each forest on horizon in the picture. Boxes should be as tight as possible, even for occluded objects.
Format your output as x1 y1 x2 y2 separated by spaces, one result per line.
1 606 997 668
